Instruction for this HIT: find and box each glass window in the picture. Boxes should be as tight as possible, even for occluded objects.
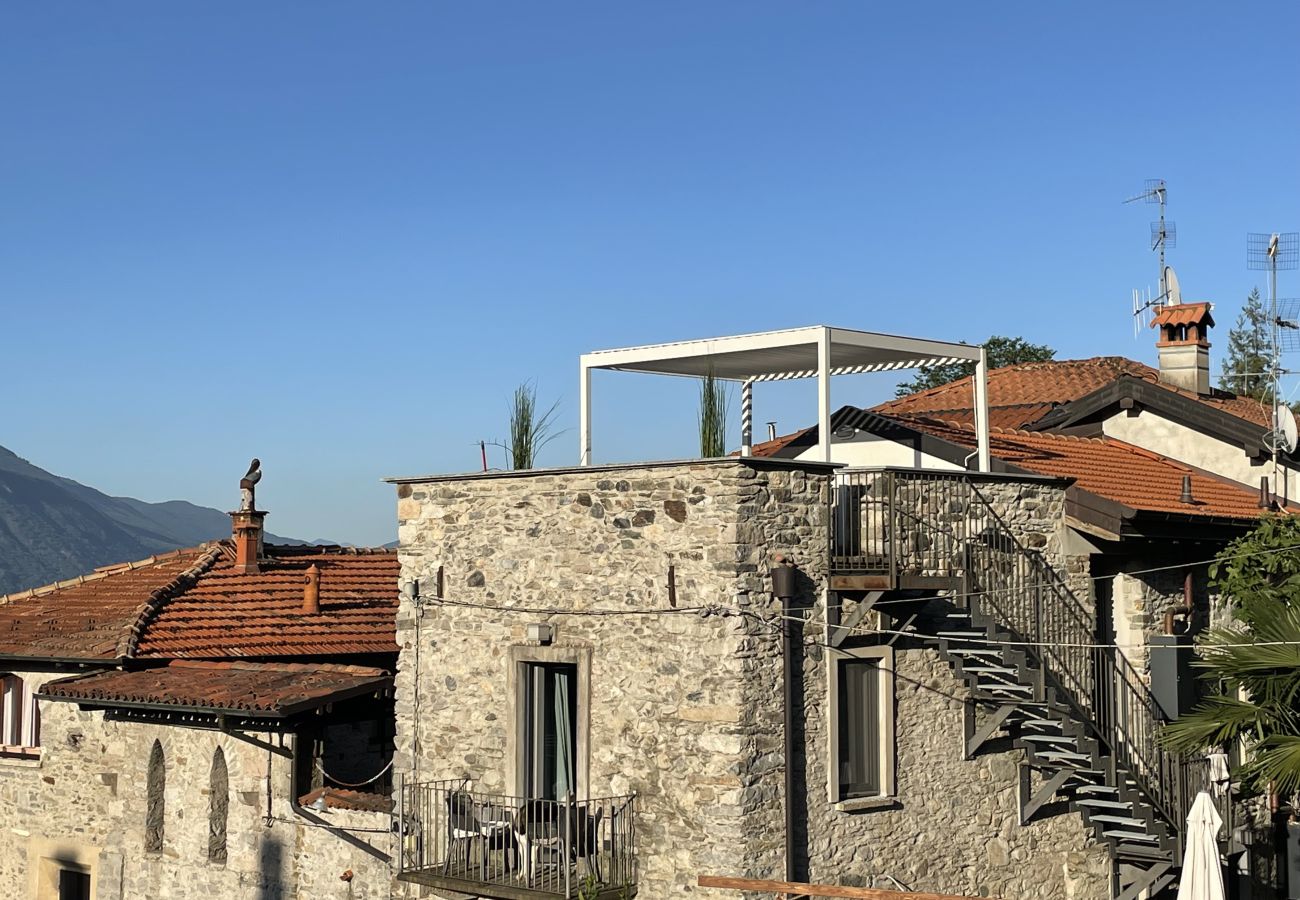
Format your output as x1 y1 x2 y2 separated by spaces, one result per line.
523 662 578 800
837 658 882 799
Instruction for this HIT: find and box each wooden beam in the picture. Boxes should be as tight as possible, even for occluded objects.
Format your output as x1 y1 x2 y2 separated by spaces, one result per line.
697 876 993 900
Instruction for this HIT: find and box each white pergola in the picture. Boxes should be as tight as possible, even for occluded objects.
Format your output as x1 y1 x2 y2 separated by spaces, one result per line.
579 325 991 470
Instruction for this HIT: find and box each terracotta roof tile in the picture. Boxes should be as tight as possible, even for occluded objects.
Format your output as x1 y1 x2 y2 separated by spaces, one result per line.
896 416 1272 520
1151 302 1215 329
870 356 1270 429
297 786 393 813
0 543 398 662
38 660 392 715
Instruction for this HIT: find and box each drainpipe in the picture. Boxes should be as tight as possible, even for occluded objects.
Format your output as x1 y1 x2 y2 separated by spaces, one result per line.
771 557 799 883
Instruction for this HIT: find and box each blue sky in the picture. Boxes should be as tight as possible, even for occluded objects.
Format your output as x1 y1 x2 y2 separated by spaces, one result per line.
3 3 1299 545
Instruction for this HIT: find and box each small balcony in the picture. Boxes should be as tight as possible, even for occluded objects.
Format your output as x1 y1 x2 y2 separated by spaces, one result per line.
830 467 1007 590
396 778 638 900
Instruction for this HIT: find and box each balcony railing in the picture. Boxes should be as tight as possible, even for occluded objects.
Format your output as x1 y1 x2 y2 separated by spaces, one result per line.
396 778 637 899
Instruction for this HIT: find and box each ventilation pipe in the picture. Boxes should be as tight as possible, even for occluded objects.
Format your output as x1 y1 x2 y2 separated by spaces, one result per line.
771 555 800 883
302 564 321 614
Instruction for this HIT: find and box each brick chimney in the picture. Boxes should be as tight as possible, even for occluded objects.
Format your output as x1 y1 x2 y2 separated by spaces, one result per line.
229 509 267 574
1151 302 1215 395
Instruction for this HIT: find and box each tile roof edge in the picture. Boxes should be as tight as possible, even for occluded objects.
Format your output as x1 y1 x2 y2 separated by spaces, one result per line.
264 544 397 556
165 659 390 677
116 542 232 660
0 544 220 607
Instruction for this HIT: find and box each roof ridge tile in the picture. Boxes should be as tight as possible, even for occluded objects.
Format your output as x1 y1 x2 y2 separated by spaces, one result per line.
117 542 231 660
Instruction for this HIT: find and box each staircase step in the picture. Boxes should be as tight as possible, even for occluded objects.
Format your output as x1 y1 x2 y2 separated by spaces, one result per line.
1075 798 1132 810
963 666 1019 674
1019 734 1078 745
1102 830 1159 843
1088 814 1149 827
1073 783 1118 794
1036 750 1091 762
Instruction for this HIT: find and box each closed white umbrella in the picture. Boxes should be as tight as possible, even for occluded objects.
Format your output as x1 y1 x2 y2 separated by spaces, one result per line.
1177 791 1225 900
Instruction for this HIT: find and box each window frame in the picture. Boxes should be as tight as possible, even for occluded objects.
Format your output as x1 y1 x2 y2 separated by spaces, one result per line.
506 644 590 800
0 674 40 757
826 645 896 810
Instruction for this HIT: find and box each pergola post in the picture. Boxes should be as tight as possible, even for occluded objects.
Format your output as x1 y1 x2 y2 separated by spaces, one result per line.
817 328 832 463
740 378 754 457
579 359 592 465
974 347 991 472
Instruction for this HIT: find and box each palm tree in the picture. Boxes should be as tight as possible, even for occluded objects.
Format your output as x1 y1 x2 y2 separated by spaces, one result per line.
1162 516 1300 796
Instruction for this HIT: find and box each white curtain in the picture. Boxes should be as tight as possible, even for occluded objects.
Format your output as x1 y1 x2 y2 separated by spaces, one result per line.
553 669 574 799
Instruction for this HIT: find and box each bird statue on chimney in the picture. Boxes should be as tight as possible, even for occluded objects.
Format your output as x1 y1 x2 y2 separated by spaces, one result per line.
239 459 261 512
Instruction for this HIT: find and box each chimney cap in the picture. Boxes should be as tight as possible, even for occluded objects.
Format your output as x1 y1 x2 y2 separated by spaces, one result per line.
1151 302 1215 331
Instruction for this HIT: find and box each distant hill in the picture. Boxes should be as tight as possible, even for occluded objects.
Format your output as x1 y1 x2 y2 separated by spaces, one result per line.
0 445 304 595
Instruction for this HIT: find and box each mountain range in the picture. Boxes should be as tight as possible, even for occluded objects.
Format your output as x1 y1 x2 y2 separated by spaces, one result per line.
0 445 305 595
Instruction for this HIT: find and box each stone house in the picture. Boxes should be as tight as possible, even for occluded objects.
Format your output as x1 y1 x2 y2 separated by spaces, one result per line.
0 502 401 900
388 318 1287 900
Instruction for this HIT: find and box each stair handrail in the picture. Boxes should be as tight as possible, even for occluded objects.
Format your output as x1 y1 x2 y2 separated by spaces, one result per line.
962 479 1202 841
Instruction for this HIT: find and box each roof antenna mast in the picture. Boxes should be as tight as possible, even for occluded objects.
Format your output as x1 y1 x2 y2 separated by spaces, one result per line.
1247 231 1300 491
1127 179 1180 336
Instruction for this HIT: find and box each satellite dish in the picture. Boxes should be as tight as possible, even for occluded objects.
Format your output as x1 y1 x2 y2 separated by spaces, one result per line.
1164 266 1182 306
1275 405 1299 454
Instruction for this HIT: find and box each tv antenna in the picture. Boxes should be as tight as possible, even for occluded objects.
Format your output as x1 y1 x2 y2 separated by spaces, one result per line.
1247 231 1300 486
1126 179 1174 300
1131 265 1184 336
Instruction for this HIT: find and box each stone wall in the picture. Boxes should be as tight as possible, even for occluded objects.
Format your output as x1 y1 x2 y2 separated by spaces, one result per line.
394 460 1113 899
0 668 394 900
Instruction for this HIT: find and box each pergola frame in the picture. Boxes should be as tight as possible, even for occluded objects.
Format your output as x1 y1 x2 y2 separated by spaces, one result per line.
579 325 991 470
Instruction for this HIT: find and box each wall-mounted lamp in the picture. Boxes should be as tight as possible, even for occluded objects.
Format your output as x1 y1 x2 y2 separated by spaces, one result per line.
526 623 555 645
401 580 420 603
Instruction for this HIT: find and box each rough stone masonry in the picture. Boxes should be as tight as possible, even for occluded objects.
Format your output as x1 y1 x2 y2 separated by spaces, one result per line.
393 458 1110 899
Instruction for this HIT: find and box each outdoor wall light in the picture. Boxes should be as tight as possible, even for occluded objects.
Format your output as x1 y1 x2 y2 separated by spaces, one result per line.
526 623 555 645
401 580 420 602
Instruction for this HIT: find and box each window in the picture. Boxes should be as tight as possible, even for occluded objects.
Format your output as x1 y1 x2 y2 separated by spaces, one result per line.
145 740 165 853
507 645 590 800
522 662 578 800
828 647 895 805
0 674 40 753
58 868 90 900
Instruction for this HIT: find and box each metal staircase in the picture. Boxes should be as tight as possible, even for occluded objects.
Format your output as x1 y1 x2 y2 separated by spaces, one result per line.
830 469 1221 900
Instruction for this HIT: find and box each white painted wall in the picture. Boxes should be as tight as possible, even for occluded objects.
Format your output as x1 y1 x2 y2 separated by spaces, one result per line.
1102 409 1300 499
788 429 963 470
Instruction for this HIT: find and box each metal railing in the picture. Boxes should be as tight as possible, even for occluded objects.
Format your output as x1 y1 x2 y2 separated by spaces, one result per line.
832 468 996 580
830 467 1227 857
396 777 637 898
962 481 1223 853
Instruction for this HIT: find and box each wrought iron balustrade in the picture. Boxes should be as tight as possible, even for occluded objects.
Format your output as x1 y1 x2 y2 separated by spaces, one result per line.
396 777 637 899
830 467 1227 862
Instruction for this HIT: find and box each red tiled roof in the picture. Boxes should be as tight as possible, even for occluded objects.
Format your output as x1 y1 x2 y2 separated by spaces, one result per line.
897 416 1271 520
870 356 1270 429
137 545 399 659
0 547 221 660
38 660 391 715
0 543 399 662
297 786 393 813
1151 302 1215 329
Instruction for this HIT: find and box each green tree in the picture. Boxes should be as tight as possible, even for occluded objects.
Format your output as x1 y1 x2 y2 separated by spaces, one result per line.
894 335 1055 397
1161 515 1300 795
1219 287 1274 402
